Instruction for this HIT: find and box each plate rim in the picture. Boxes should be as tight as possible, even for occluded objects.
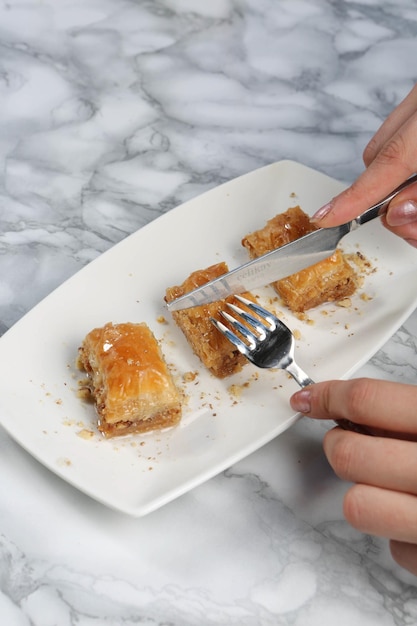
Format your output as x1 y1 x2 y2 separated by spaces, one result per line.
1 159 416 517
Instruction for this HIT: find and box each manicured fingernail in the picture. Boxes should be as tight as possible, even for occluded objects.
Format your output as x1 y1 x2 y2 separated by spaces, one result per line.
290 389 312 414
311 201 333 223
387 200 417 226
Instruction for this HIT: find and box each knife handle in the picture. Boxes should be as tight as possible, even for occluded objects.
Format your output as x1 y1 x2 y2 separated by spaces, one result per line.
354 172 417 227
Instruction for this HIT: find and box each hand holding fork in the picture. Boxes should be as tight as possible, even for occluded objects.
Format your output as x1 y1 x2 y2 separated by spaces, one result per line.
211 296 371 435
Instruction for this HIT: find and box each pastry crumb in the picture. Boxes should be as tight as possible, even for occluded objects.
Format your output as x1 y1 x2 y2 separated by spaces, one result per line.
77 379 92 400
337 298 351 308
57 457 72 467
183 371 198 383
77 429 95 440
228 382 250 398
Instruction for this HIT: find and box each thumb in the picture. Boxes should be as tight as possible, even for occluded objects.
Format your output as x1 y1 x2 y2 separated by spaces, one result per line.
382 197 417 248
385 198 417 227
290 378 417 435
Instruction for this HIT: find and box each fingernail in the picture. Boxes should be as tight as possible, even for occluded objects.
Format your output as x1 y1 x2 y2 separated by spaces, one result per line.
290 389 312 414
387 200 417 226
311 201 333 223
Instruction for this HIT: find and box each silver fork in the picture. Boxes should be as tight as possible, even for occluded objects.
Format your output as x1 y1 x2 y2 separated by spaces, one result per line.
211 295 371 435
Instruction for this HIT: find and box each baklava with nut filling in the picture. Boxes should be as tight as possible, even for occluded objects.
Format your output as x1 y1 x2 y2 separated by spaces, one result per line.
242 206 357 312
77 322 181 437
165 261 255 378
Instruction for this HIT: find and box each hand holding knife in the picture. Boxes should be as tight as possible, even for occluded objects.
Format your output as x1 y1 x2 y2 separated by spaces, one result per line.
167 174 417 312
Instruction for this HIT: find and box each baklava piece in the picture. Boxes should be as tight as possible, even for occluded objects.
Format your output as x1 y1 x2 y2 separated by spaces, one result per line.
276 249 357 312
165 262 253 378
242 205 317 256
77 322 181 437
242 206 357 312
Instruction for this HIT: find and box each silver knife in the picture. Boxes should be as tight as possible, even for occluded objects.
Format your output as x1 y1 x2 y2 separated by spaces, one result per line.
167 174 417 311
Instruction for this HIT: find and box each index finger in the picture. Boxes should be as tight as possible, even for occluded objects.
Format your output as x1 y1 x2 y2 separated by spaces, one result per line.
312 112 417 227
363 84 417 166
290 378 417 434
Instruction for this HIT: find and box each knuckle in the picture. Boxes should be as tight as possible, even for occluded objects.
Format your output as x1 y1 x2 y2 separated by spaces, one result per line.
319 383 333 414
363 137 379 166
374 135 407 167
326 432 357 480
343 485 364 530
343 378 374 419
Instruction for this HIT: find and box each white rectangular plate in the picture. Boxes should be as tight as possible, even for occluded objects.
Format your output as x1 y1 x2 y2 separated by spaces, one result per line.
1 160 417 516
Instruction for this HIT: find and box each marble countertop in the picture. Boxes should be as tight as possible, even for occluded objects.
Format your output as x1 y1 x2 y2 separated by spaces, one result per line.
1 0 417 623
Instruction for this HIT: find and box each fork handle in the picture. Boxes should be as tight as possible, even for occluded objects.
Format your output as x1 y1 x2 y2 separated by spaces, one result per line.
286 362 314 388
287 364 373 436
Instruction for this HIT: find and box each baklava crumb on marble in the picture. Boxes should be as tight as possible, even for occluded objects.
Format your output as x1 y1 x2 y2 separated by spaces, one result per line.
165 262 254 378
77 322 181 437
242 206 358 312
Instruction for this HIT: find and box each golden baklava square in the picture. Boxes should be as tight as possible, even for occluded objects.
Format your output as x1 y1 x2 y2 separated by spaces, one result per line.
77 322 181 437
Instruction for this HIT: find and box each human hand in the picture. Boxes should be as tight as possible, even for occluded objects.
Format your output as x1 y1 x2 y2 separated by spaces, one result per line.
312 84 417 247
290 377 417 576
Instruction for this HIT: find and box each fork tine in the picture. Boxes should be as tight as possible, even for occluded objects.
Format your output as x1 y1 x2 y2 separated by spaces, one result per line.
223 304 267 341
234 295 277 330
210 317 251 356
219 309 258 348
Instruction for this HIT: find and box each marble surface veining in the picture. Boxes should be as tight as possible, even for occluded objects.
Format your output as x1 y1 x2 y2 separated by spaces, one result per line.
1 1 417 624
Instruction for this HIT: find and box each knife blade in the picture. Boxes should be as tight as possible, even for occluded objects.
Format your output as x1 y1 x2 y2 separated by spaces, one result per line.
166 173 417 311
